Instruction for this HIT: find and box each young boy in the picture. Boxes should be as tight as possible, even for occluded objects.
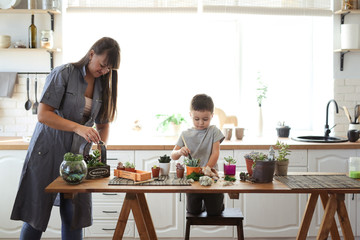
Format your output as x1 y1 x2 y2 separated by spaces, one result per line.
171 94 225 215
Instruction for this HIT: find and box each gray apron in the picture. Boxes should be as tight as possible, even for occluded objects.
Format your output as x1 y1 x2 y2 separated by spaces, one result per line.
10 64 104 232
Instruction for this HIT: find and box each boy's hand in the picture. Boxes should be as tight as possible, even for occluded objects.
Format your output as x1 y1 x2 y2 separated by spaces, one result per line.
179 147 191 157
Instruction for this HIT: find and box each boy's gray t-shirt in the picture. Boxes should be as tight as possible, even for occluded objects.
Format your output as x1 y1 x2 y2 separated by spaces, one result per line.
176 125 225 169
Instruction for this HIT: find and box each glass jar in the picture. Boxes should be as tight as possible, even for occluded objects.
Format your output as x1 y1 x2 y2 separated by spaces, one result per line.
349 157 360 179
40 30 53 49
60 159 87 184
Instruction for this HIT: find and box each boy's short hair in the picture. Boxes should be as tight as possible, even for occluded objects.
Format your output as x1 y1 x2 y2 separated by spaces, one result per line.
190 94 214 113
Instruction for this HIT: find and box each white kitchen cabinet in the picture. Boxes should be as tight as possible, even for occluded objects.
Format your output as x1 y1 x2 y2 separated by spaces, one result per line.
85 150 135 238
135 150 185 238
0 150 26 238
0 150 62 239
233 149 308 238
188 150 235 239
307 149 358 237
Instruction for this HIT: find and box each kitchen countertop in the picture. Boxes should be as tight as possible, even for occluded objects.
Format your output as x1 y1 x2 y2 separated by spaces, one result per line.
1 136 359 150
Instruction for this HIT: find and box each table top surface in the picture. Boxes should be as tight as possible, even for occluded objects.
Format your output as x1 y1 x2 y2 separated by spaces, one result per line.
45 173 360 195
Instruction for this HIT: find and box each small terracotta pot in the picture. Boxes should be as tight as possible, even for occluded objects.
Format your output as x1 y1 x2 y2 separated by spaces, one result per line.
176 168 185 178
245 158 254 176
125 167 136 172
275 160 289 176
186 166 201 176
152 167 160 178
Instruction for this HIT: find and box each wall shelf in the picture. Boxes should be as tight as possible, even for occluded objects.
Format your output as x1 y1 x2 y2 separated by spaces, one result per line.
0 9 61 72
334 10 360 71
0 9 60 14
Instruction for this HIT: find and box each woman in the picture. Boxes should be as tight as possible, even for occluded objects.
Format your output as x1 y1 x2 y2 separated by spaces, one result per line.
11 37 120 240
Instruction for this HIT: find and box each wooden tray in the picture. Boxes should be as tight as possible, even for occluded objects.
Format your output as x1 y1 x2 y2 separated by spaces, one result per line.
114 169 151 182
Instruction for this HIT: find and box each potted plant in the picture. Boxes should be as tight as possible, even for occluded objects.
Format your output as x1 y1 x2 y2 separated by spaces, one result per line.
184 157 201 176
176 163 185 178
156 113 186 135
251 152 275 183
243 151 260 176
224 156 236 176
60 152 87 184
276 121 291 138
274 140 291 176
117 162 125 170
124 161 136 172
158 154 171 176
151 165 160 178
82 141 110 179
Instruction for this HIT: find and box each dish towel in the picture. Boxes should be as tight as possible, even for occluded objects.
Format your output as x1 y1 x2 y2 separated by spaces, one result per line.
0 72 18 98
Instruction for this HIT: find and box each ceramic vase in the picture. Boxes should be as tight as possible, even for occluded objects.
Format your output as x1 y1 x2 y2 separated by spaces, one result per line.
224 164 236 176
275 160 289 176
251 161 275 183
257 106 263 137
159 162 170 176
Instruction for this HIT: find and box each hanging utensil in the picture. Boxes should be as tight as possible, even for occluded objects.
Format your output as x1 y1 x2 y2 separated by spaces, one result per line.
343 106 352 123
24 74 32 111
32 74 39 114
181 135 192 160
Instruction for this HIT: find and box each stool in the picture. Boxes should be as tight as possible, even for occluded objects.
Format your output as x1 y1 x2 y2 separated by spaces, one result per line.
185 208 244 240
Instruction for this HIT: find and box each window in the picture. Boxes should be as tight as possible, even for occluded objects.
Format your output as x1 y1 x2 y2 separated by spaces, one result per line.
64 3 333 141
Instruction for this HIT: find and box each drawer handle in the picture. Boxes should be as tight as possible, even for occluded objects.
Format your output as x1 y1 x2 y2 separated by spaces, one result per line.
102 193 118 195
107 158 118 160
102 210 118 213
102 228 116 231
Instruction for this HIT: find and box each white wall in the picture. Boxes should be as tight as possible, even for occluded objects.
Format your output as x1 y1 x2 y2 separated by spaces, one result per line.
333 3 360 137
0 1 359 138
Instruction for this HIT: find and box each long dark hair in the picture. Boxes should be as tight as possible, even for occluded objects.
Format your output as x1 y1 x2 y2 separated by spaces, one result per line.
73 37 120 123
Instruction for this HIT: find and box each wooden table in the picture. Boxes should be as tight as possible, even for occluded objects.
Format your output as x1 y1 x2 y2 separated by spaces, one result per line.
45 174 360 240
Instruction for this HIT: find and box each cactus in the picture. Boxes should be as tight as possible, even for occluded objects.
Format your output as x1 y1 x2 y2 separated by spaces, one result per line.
158 154 171 163
184 157 200 167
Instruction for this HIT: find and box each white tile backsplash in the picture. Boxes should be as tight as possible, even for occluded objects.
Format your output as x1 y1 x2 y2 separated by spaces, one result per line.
0 74 46 137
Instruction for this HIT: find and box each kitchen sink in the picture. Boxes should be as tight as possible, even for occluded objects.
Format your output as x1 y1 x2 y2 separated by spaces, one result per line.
291 136 348 143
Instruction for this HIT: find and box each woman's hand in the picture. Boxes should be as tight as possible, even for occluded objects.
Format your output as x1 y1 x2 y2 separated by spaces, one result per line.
74 125 101 143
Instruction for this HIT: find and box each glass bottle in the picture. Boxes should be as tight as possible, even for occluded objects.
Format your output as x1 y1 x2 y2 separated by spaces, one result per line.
349 157 360 179
28 14 37 48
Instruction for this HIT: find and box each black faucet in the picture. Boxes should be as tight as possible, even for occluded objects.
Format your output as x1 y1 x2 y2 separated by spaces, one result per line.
325 99 339 138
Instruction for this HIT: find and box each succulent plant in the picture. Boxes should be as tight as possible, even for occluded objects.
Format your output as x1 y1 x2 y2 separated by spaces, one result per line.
176 162 184 170
224 156 236 165
184 157 200 167
158 154 171 163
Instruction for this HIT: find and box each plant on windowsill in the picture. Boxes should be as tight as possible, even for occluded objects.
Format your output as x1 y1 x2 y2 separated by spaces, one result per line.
276 121 291 138
156 113 186 136
256 72 267 137
274 140 291 176
224 156 236 176
158 154 171 176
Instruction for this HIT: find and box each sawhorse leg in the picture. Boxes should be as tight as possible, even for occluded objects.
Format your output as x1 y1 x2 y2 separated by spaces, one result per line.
113 193 158 240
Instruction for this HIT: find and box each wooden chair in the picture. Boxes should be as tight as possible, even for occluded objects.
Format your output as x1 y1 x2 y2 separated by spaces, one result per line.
185 208 244 240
